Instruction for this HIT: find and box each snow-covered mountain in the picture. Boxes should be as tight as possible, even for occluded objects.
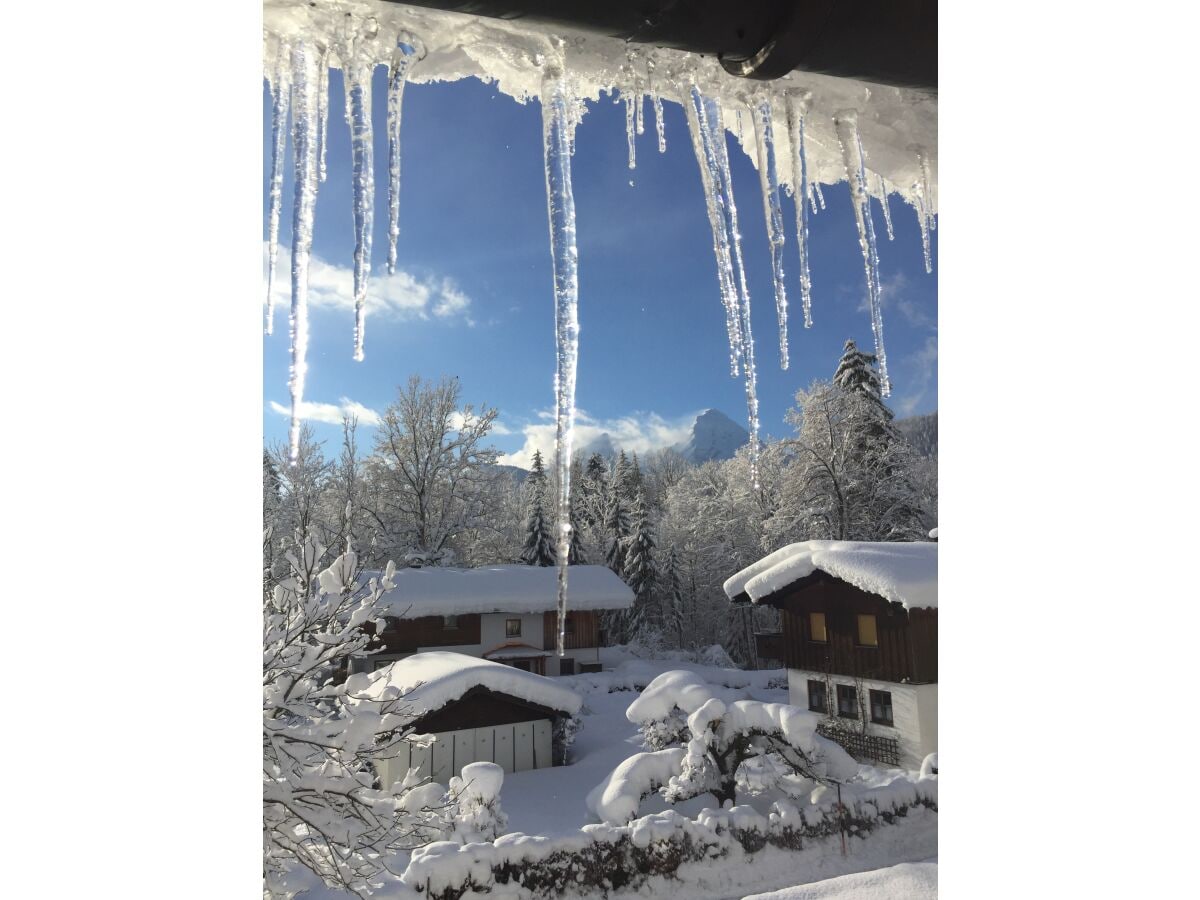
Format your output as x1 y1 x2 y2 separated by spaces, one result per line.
674 409 749 463
576 432 618 460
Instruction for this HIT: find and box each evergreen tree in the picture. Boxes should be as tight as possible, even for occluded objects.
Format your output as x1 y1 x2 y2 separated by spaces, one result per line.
519 450 556 566
612 450 635 505
833 339 893 425
623 491 658 639
661 544 685 648
603 492 630 574
568 503 587 564
579 453 610 533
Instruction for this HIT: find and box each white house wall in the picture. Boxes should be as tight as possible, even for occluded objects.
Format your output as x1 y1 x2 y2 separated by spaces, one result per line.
787 668 937 771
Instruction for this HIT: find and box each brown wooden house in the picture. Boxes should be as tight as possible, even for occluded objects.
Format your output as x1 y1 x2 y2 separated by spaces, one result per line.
349 564 634 677
725 541 937 770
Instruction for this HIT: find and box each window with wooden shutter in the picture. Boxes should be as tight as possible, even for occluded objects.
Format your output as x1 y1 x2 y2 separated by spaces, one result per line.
870 689 894 726
856 614 878 647
836 684 858 718
807 679 827 714
810 612 828 642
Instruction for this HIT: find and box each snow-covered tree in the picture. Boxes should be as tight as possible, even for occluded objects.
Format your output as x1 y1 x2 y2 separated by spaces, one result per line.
567 502 588 564
519 449 556 566
363 375 500 565
263 545 451 894
623 490 658 637
765 375 927 545
660 544 686 648
602 492 630 575
445 762 508 843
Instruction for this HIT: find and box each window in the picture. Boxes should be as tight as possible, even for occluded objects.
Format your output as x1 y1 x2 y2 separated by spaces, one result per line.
856 614 879 647
505 618 522 638
442 615 458 629
809 612 828 642
559 657 576 675
807 679 827 714
870 689 894 727
837 684 859 719
564 615 575 635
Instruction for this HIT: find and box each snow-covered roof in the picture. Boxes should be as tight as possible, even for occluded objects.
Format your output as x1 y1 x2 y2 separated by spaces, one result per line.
723 541 937 610
354 651 582 720
366 564 634 619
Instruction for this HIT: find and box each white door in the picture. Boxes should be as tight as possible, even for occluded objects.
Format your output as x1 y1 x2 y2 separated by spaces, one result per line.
533 719 553 769
513 722 534 772
475 727 494 764
493 725 515 772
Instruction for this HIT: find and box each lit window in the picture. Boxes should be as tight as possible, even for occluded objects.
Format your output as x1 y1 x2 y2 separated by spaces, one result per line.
807 679 827 714
856 614 878 647
442 615 458 629
809 612 828 642
870 690 894 727
837 684 858 719
506 618 522 638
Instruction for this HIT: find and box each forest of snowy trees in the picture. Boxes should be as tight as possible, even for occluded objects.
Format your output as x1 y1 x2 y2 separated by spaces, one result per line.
264 344 937 666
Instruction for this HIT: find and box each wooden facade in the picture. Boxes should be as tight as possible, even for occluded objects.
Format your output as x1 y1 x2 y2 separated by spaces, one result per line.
745 571 936 684
411 685 564 733
367 613 482 654
542 610 600 651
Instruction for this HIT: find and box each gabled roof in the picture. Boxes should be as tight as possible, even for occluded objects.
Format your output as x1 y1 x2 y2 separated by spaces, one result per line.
364 564 634 619
353 651 582 720
723 540 938 610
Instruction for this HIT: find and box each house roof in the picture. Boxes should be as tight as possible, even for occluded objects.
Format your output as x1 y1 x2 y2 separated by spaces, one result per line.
352 651 583 720
723 540 938 610
364 564 634 619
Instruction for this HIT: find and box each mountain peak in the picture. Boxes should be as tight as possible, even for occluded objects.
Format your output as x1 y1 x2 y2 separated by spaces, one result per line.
675 409 749 463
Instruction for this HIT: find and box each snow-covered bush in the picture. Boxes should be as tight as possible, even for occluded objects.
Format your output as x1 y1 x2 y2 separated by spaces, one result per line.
446 762 508 843
552 711 583 764
589 670 858 823
404 774 938 900
263 540 452 895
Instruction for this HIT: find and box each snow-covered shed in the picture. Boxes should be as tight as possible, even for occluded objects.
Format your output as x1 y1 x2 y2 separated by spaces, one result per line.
352 564 635 676
725 541 937 770
359 652 582 786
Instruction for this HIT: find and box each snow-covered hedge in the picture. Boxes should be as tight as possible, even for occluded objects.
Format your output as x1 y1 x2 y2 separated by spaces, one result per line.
402 773 937 899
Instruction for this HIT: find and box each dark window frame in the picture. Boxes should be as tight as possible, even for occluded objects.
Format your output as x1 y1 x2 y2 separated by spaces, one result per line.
559 657 576 675
809 611 828 643
807 679 827 714
869 689 894 727
836 684 859 719
505 618 522 638
442 615 459 630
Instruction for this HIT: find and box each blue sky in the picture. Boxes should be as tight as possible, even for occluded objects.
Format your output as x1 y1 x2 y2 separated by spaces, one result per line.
263 69 937 467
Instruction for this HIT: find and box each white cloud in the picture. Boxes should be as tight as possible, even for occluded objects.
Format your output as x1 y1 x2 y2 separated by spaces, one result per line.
264 243 475 325
855 272 935 330
498 409 699 470
268 397 382 426
894 336 938 417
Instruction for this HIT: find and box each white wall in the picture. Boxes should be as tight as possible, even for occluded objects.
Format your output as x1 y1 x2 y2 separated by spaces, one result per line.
787 668 937 770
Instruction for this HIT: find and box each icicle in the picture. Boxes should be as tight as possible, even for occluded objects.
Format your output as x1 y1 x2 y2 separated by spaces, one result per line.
344 50 375 362
750 96 789 369
624 91 636 169
784 91 813 329
652 92 666 153
682 86 742 378
835 110 891 398
265 46 292 336
807 180 818 215
683 86 759 486
542 63 581 658
636 91 645 136
913 185 932 274
317 50 330 183
814 181 826 209
876 172 895 241
387 41 418 276
288 41 322 464
918 149 936 232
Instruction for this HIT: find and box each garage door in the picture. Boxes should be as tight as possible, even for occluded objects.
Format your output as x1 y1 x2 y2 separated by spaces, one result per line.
377 719 554 788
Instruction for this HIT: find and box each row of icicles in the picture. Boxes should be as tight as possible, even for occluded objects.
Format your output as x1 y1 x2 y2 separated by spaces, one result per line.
264 24 934 655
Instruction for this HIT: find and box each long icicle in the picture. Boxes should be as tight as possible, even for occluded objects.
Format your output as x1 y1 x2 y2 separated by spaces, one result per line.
387 41 418 276
914 185 932 273
542 62 580 658
835 110 891 397
751 96 789 369
624 91 637 169
784 90 813 328
652 92 666 152
288 41 321 464
317 49 330 183
814 181 826 209
689 89 759 486
683 86 742 378
876 172 895 241
265 45 291 336
919 149 936 232
344 51 375 362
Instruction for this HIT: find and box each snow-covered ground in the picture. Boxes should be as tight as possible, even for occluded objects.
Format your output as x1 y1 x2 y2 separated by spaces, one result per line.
272 653 934 899
743 859 937 900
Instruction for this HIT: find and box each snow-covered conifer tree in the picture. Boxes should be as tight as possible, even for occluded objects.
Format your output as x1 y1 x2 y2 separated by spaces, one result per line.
623 491 658 638
661 544 686 648
519 449 556 566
